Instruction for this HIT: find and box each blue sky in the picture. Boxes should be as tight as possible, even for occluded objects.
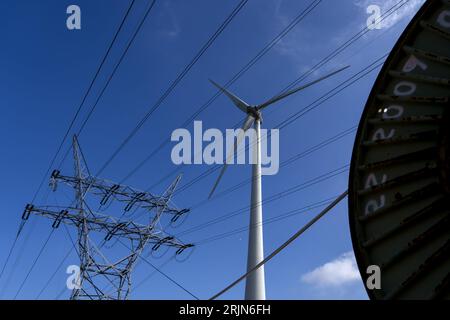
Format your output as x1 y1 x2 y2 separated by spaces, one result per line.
0 0 425 300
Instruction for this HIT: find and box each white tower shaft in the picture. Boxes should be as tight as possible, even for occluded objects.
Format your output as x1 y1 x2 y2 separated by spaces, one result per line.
245 119 266 300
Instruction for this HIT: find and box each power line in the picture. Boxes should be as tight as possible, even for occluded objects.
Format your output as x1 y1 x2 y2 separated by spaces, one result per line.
0 221 25 282
175 165 349 238
132 256 176 293
121 0 323 184
77 1 157 137
25 191 79 300
101 253 176 297
56 0 158 170
96 0 250 177
0 207 44 297
273 0 409 96
17 183 78 301
209 190 348 300
55 286 68 300
276 54 388 130
13 229 55 300
99 252 176 297
116 239 200 300
196 196 338 245
35 246 74 300
51 224 80 301
31 0 136 204
35 224 77 300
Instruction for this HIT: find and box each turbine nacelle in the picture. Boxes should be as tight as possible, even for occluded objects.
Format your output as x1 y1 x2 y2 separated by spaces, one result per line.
247 106 262 122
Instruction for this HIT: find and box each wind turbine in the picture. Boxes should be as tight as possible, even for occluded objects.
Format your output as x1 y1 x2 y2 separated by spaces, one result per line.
208 65 349 300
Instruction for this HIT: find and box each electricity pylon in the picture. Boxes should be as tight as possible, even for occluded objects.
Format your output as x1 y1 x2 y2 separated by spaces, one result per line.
22 135 192 300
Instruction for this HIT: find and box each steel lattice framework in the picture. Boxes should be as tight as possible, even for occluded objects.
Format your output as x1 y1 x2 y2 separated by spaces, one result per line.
21 136 192 300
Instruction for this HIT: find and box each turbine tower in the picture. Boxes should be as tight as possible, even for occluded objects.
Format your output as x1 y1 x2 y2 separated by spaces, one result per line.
208 65 349 300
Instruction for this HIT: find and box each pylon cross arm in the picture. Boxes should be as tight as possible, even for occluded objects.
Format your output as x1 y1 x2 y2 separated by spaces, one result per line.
23 205 192 250
52 173 175 212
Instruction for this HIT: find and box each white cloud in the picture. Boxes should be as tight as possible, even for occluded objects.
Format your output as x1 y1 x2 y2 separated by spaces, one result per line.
301 251 361 287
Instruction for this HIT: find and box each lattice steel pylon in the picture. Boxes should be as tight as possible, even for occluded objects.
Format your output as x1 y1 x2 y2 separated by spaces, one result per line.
21 135 192 300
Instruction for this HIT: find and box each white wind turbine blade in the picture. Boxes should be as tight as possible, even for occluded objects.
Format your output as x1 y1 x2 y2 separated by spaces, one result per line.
209 79 250 113
257 65 350 111
208 115 255 199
